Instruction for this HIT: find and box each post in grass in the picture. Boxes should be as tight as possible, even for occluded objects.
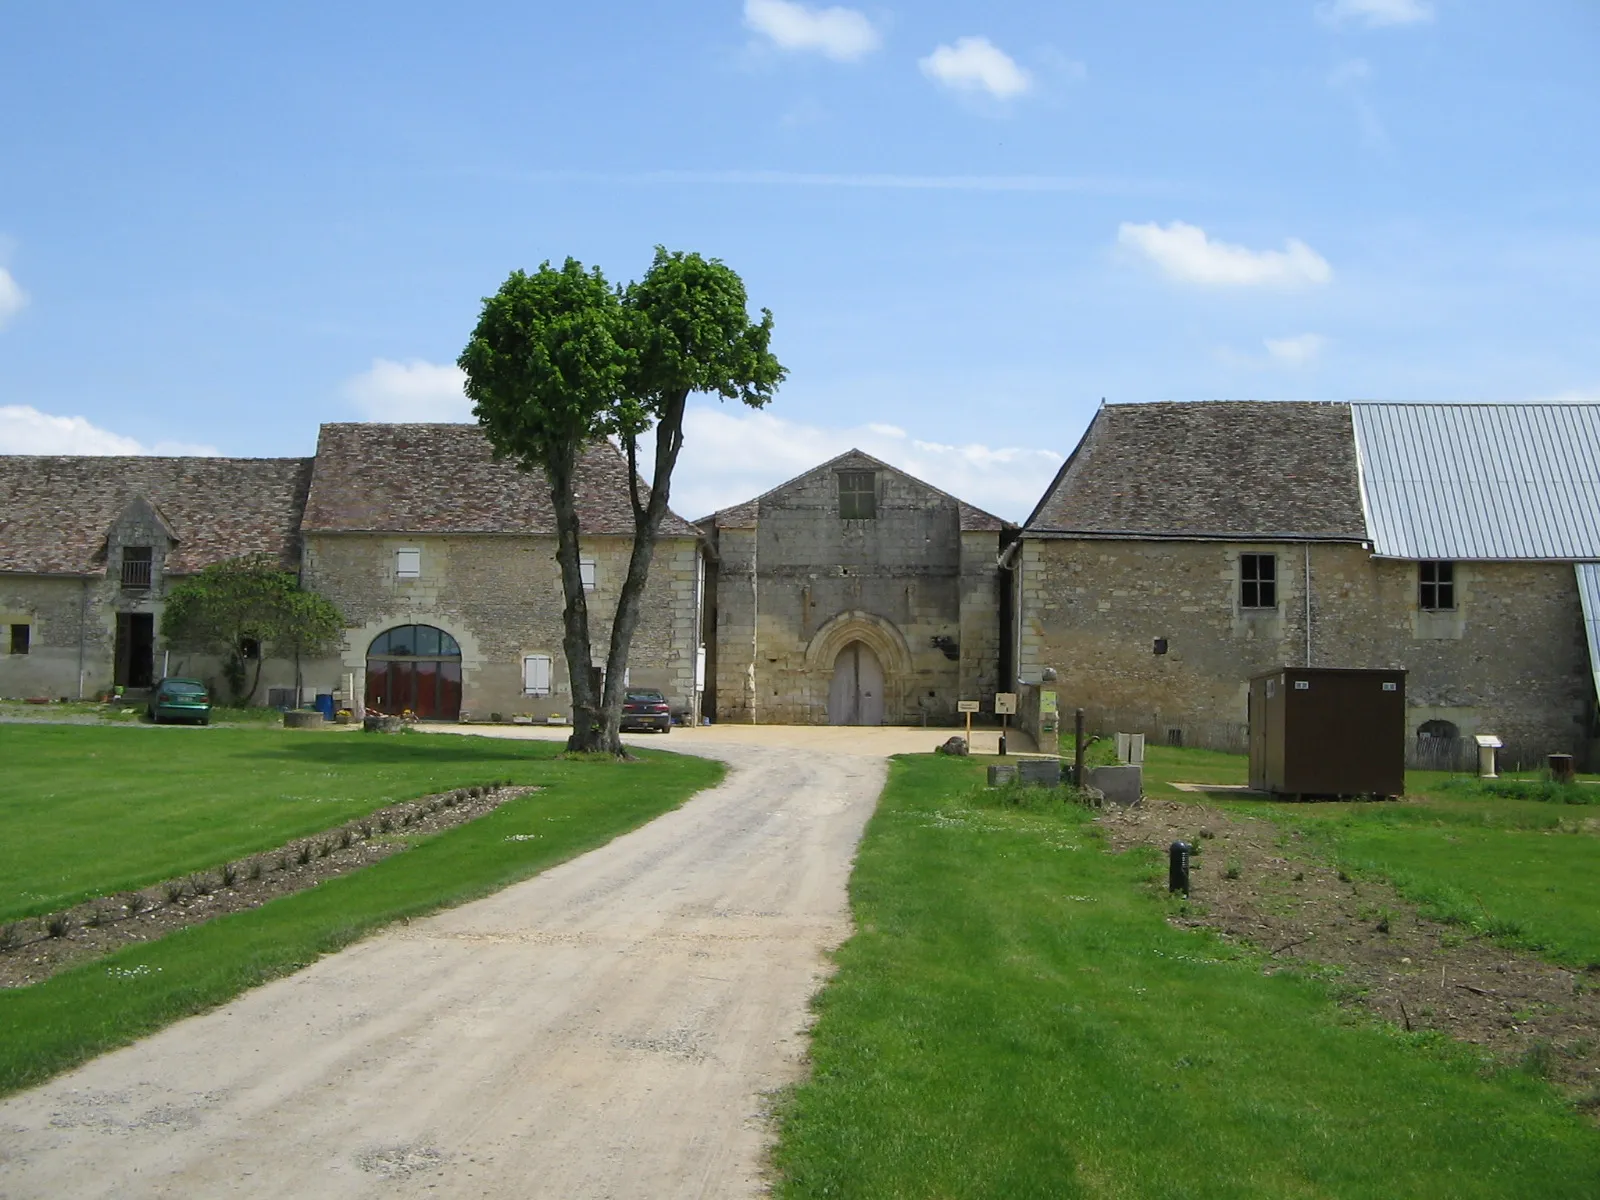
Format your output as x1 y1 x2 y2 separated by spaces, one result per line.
958 699 979 749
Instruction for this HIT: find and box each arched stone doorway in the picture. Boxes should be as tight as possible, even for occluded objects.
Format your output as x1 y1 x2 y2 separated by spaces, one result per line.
365 624 462 719
829 641 885 725
806 610 911 725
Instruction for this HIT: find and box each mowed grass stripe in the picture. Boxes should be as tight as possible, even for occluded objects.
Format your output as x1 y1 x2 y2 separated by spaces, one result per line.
0 736 722 1097
0 724 581 920
772 755 1600 1199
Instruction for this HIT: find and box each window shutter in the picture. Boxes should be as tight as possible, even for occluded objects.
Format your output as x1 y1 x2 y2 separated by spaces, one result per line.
523 655 552 696
580 559 596 591
396 549 421 579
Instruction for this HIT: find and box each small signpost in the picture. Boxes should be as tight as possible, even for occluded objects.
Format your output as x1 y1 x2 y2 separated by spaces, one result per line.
994 692 1017 756
957 698 979 746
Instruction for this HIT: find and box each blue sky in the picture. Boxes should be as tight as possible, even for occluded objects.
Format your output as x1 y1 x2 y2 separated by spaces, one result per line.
1 0 1596 519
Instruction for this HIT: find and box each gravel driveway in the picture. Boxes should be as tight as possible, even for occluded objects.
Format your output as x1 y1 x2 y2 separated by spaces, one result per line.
0 726 973 1198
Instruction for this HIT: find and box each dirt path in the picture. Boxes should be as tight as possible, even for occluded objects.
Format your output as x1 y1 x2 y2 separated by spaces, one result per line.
0 730 913 1198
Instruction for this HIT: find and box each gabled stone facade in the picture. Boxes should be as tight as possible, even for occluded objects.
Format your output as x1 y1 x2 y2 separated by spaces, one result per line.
698 450 1013 725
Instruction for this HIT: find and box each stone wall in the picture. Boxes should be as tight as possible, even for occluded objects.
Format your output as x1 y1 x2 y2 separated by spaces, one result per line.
1017 537 1595 765
301 532 700 722
0 575 98 698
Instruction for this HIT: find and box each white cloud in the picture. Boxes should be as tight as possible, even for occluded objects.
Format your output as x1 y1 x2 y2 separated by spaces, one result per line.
667 405 1062 523
743 0 880 62
1118 221 1333 288
0 268 28 329
343 358 472 422
1264 333 1328 367
0 405 217 455
920 37 1032 100
1318 0 1434 28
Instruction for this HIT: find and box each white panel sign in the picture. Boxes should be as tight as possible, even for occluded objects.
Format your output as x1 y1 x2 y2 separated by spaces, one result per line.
993 692 1018 715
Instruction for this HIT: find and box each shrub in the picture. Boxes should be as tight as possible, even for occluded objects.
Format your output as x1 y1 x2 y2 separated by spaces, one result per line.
164 880 186 903
45 912 73 938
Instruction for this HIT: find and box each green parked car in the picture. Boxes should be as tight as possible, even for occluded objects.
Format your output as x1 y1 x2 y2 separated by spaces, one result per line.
147 678 212 725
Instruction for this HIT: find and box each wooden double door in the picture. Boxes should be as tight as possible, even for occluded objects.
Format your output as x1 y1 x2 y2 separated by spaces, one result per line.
828 641 884 726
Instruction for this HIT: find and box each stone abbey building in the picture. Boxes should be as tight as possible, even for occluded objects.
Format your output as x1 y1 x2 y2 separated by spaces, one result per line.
3 403 1597 765
0 425 703 723
1011 401 1600 768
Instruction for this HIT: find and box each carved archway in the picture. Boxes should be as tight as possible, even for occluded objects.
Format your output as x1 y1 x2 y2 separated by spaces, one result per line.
805 610 913 724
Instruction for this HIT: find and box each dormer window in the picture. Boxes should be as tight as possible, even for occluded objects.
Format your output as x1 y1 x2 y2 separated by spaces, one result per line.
838 470 877 520
121 547 153 590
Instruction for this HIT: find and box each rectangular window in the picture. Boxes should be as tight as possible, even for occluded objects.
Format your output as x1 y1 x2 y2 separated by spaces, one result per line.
1240 553 1277 609
121 546 153 590
395 548 421 579
580 559 596 591
523 654 552 696
1419 560 1455 610
838 470 877 520
9 624 29 655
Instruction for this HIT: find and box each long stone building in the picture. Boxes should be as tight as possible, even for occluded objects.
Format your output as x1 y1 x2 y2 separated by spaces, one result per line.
4 403 1597 761
0 425 702 722
1010 401 1600 768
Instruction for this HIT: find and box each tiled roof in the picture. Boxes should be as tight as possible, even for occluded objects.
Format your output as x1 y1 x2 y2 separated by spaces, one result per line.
1025 401 1368 540
301 424 699 538
0 456 312 575
698 448 1013 533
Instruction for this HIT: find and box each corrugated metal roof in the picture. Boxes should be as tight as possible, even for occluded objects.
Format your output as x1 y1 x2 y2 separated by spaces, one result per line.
1351 403 1600 559
1580 564 1600 707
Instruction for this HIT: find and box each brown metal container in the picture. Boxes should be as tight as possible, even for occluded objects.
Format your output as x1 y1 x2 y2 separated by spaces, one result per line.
1248 667 1407 799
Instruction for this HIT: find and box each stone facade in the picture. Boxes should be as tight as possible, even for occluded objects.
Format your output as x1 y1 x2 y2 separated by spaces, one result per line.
301 531 700 722
1014 400 1600 769
0 456 311 701
0 429 700 720
701 450 1010 725
1017 538 1594 766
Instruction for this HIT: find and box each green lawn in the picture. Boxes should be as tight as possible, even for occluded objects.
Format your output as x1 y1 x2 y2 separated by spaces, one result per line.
0 723 588 920
772 755 1600 1199
0 728 722 1096
1241 778 1600 967
1082 742 1600 967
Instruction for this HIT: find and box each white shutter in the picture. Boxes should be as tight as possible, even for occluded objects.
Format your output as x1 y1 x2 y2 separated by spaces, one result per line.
396 549 421 579
579 559 596 591
523 655 552 696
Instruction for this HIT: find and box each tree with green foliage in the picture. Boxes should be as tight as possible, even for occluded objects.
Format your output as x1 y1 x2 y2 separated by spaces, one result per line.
460 250 783 754
160 555 345 704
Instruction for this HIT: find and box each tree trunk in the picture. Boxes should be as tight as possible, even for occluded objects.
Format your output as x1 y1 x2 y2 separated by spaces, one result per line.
600 390 691 755
547 446 602 751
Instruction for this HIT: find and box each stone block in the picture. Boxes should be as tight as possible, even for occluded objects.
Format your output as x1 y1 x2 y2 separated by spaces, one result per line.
986 764 1017 786
1086 764 1142 806
1018 757 1062 787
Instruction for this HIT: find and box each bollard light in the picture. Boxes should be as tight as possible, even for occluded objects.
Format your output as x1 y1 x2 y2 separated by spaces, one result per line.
1168 842 1192 895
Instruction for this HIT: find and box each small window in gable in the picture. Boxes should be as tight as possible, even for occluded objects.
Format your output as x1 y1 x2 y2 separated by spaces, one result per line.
523 654 552 696
1240 553 1276 609
1419 561 1455 611
838 471 877 520
580 559 596 591
396 549 421 579
121 546 153 590
10 624 30 655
